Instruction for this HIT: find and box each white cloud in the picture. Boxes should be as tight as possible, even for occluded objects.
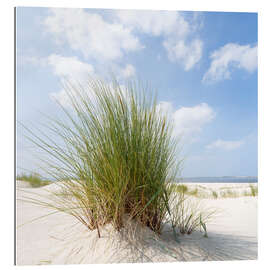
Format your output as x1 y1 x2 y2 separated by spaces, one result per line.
157 102 215 138
23 52 136 107
43 9 203 71
163 39 203 71
44 54 95 107
206 139 244 151
45 57 130 108
172 103 215 137
47 54 95 81
22 54 95 81
114 10 189 37
44 8 143 61
114 10 203 70
203 43 257 83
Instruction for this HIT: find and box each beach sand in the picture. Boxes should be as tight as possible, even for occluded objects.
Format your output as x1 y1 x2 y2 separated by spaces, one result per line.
16 181 257 265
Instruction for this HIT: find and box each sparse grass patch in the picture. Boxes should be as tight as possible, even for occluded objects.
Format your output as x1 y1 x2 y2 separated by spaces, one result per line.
220 189 238 198
175 184 188 194
169 189 216 237
212 190 218 199
16 173 51 188
171 184 209 198
188 188 198 197
249 184 258 197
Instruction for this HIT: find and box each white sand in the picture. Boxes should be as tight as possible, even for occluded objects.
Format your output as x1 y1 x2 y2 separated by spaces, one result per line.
16 181 257 265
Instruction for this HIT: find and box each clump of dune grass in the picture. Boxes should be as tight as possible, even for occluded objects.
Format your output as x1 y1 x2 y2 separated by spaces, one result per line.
249 184 258 197
212 190 218 199
16 173 51 188
22 78 182 236
242 185 258 197
169 188 215 237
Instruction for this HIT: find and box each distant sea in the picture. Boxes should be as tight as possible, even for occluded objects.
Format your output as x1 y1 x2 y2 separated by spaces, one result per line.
177 176 258 183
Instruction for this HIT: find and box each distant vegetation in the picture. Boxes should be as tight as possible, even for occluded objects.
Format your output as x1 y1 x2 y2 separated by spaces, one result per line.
16 173 51 188
220 189 238 198
174 184 188 194
212 191 218 199
169 188 215 237
249 184 258 197
172 184 198 196
171 183 258 199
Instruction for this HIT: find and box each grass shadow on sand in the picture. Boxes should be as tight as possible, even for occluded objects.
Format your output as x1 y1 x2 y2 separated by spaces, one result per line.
37 220 257 264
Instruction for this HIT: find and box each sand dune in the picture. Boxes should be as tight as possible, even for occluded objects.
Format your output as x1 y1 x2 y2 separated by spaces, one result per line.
16 181 257 265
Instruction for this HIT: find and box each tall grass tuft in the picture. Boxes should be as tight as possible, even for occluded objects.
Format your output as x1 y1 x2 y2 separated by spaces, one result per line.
22 78 181 236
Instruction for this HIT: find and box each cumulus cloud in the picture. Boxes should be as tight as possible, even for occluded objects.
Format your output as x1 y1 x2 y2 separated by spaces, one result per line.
157 102 215 138
163 39 203 71
38 54 95 107
46 54 95 81
202 43 257 83
43 55 130 108
114 10 203 70
39 9 206 107
172 103 215 137
114 10 189 37
43 8 143 61
22 52 137 107
43 9 203 71
19 53 96 83
206 139 244 151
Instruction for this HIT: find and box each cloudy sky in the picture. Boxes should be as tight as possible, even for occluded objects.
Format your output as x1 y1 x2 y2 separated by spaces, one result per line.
16 7 257 177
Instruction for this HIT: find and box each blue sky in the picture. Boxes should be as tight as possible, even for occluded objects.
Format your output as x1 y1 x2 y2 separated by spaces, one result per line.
16 7 258 177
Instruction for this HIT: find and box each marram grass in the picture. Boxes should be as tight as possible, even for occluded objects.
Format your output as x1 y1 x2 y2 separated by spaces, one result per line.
168 187 216 237
22 78 182 236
